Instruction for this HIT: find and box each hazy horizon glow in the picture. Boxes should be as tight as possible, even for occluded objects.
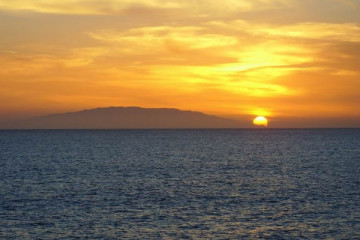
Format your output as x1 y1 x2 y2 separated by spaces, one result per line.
1 0 359 127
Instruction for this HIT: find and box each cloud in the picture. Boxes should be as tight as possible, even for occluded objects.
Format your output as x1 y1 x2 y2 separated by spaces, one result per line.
84 23 315 98
250 22 360 43
0 46 107 76
87 26 238 54
0 0 180 15
209 19 360 43
0 0 292 15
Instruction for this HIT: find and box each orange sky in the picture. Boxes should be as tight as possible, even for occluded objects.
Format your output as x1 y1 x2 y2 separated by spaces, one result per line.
0 0 359 127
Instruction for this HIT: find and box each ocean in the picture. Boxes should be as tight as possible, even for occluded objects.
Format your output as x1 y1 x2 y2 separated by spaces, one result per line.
0 129 359 239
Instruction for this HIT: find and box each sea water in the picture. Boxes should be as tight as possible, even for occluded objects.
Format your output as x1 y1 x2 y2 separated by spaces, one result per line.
0 129 359 239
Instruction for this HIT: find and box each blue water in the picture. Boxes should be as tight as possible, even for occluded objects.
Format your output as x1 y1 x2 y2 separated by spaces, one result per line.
0 129 359 239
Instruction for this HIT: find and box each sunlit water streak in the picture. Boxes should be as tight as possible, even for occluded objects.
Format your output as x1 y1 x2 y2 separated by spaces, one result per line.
1 129 359 239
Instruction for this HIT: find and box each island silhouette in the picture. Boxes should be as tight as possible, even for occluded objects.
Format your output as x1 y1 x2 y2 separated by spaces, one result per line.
11 107 244 129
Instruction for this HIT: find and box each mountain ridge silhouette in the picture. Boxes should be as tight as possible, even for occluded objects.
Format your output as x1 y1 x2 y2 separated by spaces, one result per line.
11 106 242 129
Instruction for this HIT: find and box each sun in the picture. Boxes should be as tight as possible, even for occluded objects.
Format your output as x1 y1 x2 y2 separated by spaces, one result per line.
253 116 268 127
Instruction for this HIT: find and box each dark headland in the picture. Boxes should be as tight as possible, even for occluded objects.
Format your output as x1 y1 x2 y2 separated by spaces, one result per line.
8 107 243 129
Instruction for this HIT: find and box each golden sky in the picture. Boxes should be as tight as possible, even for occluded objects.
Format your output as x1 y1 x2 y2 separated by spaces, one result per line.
1 0 359 127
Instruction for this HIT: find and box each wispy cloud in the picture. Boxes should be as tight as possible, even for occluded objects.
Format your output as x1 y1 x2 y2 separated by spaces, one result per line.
87 26 238 54
0 0 182 15
0 0 292 15
249 22 360 42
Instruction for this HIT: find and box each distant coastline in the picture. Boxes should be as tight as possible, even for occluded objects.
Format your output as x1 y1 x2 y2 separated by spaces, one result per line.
4 106 245 129
2 106 359 129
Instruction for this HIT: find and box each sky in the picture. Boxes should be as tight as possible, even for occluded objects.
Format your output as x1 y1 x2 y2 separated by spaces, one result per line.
0 0 359 127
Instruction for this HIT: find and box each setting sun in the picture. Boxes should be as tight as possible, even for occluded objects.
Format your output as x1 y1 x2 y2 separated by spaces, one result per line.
253 116 268 127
